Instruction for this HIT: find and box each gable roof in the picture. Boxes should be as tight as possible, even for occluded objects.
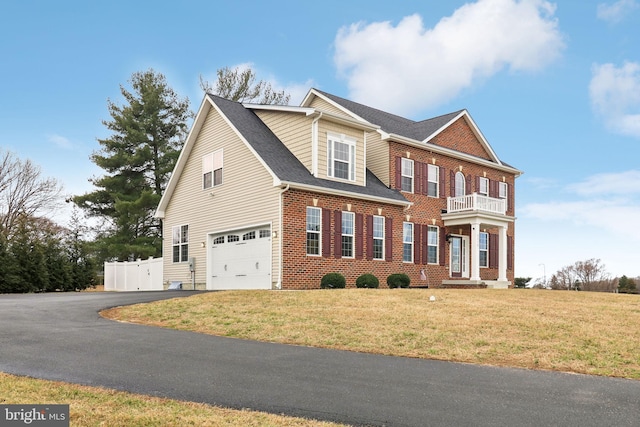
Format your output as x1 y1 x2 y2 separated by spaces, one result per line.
302 89 521 175
155 95 410 218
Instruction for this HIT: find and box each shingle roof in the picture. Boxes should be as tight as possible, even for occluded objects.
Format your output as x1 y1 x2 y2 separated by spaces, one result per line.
313 89 464 141
208 94 409 204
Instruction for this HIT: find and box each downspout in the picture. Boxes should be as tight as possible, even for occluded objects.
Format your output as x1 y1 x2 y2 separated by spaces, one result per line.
311 112 323 176
276 184 290 289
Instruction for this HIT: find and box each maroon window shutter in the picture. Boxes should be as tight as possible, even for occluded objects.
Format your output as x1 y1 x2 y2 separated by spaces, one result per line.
322 208 331 258
508 183 513 213
489 180 497 198
334 210 342 259
413 223 421 264
439 227 446 266
385 217 393 261
366 215 373 260
489 233 498 269
439 166 446 199
449 170 455 197
355 213 363 259
466 174 472 195
507 235 513 270
414 161 422 194
421 225 428 264
475 176 480 193
394 157 402 190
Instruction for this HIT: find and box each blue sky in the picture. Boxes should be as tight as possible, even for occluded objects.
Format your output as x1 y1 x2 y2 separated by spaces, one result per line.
2 0 639 282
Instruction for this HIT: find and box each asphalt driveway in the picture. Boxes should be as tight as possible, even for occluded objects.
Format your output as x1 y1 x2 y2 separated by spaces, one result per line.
1 291 639 426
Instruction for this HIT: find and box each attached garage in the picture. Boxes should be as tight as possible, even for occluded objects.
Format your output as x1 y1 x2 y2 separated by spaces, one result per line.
207 226 272 290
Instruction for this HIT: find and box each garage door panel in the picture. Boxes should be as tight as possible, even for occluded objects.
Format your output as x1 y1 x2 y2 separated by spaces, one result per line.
209 227 271 290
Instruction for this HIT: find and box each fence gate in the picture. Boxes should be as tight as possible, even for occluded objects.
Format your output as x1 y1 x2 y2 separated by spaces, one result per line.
104 257 163 291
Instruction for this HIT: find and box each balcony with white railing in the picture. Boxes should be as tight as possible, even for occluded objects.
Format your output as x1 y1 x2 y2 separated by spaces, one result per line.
446 193 506 215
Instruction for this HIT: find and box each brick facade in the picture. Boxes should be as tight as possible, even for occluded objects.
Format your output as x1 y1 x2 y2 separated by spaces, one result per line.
280 121 516 290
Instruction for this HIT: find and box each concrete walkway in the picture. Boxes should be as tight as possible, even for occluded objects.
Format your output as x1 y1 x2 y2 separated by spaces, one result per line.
1 291 639 426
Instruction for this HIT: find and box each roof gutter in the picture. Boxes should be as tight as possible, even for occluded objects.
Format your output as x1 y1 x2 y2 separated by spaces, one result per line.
280 181 412 209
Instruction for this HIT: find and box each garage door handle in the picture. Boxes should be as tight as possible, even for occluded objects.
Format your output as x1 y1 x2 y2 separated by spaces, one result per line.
236 274 247 277
255 262 259 269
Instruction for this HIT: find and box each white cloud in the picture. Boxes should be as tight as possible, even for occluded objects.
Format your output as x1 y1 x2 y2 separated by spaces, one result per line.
333 0 565 116
589 62 640 138
597 0 639 23
47 134 73 150
566 170 640 196
517 169 640 277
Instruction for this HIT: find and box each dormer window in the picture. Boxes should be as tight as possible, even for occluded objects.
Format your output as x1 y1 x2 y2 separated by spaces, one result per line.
327 133 356 181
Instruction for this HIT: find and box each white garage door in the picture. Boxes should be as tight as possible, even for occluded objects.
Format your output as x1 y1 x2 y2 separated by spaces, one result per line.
209 227 272 290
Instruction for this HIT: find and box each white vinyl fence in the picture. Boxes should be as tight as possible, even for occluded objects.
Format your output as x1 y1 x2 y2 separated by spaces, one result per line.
104 257 163 291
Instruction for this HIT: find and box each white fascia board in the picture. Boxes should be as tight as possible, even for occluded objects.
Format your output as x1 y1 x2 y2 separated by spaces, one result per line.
208 100 281 186
244 103 316 115
384 132 523 177
316 111 380 131
300 89 370 124
155 96 212 219
422 110 501 165
280 181 412 208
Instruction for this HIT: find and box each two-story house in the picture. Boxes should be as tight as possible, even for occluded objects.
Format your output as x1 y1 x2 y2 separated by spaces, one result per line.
155 89 522 290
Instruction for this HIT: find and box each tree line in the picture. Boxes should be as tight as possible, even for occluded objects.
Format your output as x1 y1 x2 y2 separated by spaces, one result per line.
515 258 638 294
0 67 287 293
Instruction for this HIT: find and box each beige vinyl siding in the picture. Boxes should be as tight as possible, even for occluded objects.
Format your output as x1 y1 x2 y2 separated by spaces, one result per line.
365 130 390 186
308 97 351 117
163 106 281 289
317 119 366 187
255 110 312 172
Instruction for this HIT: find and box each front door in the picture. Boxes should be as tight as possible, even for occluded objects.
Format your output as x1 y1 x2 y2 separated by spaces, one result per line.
450 236 469 278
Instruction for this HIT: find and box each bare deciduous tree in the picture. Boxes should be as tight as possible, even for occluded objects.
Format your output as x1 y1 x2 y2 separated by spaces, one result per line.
0 149 62 238
200 66 290 105
550 258 615 292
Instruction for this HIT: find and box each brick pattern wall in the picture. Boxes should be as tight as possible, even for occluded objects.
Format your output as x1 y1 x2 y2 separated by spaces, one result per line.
279 117 517 289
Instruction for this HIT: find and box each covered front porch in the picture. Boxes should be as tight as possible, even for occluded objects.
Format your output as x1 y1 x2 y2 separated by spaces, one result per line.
441 193 515 288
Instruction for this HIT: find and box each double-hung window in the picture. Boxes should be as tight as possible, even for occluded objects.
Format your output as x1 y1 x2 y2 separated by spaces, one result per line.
401 158 414 192
327 134 356 181
172 225 189 263
203 150 223 189
478 177 489 197
403 222 413 263
306 207 321 256
427 164 439 197
479 231 488 268
499 182 508 203
427 226 438 264
341 211 355 257
372 215 385 260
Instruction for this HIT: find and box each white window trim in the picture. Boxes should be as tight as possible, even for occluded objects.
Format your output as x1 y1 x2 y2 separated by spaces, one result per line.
427 164 439 198
327 133 356 182
403 222 414 263
342 211 355 258
373 215 385 261
479 177 489 197
499 182 508 200
172 224 189 263
202 149 223 189
401 158 414 193
306 207 321 257
455 171 466 197
479 231 488 268
427 225 438 265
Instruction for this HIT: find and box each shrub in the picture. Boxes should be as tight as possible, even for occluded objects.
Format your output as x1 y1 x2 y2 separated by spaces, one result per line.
320 272 346 289
355 273 379 289
387 273 410 289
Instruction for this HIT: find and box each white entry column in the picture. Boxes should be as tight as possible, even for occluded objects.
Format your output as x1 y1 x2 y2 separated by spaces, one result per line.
470 219 481 281
498 225 508 282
